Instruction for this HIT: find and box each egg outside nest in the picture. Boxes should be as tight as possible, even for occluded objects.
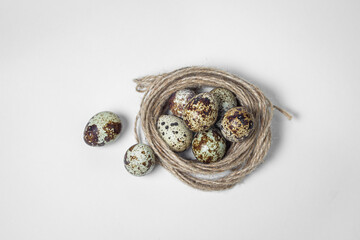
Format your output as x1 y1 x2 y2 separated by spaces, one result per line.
83 111 122 147
124 144 156 176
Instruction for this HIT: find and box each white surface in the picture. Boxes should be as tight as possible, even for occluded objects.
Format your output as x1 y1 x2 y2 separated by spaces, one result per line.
1 0 360 239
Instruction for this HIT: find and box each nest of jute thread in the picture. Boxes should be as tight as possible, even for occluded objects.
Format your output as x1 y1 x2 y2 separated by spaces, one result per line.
133 66 292 191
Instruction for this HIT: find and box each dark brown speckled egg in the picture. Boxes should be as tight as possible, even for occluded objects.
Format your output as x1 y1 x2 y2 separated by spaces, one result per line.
183 93 218 132
168 89 196 118
220 107 255 142
83 111 122 146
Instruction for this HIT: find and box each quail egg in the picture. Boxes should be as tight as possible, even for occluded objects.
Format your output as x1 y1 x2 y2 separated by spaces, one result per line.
192 128 226 163
211 88 238 128
83 111 122 146
210 88 237 116
124 144 155 176
183 93 218 132
157 115 193 152
220 107 255 142
168 89 196 118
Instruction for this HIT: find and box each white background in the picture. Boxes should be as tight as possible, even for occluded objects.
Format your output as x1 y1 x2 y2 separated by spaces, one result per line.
1 0 360 239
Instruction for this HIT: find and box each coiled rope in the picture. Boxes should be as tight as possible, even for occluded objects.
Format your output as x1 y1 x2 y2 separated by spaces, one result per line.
134 67 291 191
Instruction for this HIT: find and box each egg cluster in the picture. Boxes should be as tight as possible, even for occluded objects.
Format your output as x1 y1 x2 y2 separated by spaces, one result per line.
83 111 156 177
82 88 255 177
159 87 255 164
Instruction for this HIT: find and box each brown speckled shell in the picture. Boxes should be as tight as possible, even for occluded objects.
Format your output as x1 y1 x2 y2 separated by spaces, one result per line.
168 89 196 118
192 128 226 164
124 144 155 176
83 111 122 147
220 107 255 142
183 93 218 132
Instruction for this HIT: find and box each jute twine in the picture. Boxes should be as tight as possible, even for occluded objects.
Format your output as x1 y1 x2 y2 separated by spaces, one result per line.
133 66 292 191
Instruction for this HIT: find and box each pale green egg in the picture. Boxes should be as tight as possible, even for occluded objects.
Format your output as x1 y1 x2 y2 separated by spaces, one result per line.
124 144 155 176
192 128 226 163
157 115 193 152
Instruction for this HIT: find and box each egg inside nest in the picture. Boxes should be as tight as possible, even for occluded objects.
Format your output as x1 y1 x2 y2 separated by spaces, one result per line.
192 128 226 163
183 92 219 132
157 115 193 152
220 106 255 142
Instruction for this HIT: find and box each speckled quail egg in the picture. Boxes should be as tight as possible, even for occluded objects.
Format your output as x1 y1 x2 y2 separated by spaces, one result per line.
210 88 237 116
83 111 122 146
124 144 155 176
192 128 226 164
183 93 218 132
220 107 255 142
157 115 193 152
168 89 196 118
211 88 238 128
